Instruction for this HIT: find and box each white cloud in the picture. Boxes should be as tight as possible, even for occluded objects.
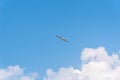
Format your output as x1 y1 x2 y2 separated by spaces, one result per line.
44 47 120 80
0 65 37 80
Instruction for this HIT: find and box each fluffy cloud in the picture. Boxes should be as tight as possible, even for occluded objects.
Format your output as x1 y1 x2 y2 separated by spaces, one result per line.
0 65 37 80
44 47 120 80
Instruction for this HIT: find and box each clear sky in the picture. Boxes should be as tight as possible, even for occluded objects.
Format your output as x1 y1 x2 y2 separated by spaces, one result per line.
0 0 120 80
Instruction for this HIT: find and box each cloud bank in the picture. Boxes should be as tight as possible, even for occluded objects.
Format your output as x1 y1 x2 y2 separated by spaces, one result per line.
44 47 120 80
0 65 37 80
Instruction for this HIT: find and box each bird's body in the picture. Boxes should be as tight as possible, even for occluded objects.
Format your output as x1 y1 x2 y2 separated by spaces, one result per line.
56 35 68 42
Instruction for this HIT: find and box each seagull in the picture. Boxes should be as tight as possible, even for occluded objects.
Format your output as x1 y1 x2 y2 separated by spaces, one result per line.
56 35 68 42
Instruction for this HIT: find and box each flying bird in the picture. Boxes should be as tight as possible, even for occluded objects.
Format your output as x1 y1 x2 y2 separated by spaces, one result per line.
56 35 68 42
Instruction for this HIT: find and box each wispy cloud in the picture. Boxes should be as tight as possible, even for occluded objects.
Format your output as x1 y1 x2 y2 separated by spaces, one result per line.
0 65 38 80
44 47 120 80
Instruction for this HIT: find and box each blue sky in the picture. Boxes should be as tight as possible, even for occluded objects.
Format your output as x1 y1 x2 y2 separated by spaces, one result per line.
0 0 120 79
